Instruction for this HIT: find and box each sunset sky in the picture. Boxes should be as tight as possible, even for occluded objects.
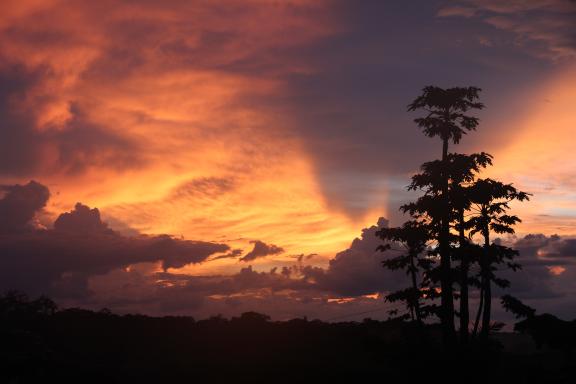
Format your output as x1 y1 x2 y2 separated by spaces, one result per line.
1 0 575 321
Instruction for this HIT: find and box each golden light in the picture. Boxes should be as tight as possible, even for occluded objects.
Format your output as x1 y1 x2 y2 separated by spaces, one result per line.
487 66 576 236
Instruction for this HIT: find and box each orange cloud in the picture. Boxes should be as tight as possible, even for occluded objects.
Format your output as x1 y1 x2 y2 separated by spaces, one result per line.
0 0 378 272
547 265 566 276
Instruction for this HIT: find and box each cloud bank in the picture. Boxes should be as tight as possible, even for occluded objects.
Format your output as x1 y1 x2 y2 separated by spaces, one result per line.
3 182 573 322
0 181 229 298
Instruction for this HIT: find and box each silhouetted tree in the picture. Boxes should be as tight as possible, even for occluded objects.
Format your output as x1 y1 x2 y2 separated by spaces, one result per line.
0 290 57 322
501 295 536 319
449 154 492 343
376 220 436 324
466 178 529 338
405 152 493 342
408 86 484 344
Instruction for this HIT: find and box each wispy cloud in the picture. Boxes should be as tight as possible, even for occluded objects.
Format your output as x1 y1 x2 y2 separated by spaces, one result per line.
438 0 576 61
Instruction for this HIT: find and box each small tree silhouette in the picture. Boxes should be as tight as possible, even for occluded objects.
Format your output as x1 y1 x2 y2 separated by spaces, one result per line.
376 220 436 324
466 178 530 338
408 86 484 344
501 294 536 319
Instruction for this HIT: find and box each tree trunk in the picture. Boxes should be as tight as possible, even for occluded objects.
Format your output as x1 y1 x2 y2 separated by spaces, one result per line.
439 135 455 346
458 208 469 344
480 226 491 338
472 284 484 337
409 253 422 325
481 274 492 338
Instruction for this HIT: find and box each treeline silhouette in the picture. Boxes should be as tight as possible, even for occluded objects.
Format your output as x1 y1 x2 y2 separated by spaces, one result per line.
1 291 575 383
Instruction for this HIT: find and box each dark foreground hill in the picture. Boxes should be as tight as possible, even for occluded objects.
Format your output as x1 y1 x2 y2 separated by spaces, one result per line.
1 292 575 383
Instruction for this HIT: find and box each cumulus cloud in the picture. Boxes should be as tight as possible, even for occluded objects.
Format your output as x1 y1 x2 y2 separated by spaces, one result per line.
0 181 229 297
0 180 49 232
299 217 406 296
484 233 576 320
486 233 576 305
512 233 576 262
240 240 284 262
535 236 576 259
54 203 112 234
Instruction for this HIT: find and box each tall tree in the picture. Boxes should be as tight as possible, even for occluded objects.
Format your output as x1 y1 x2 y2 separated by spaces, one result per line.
408 86 484 344
466 178 530 337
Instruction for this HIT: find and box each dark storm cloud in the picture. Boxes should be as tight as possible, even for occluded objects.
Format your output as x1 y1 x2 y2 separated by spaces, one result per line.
0 182 228 298
240 240 284 262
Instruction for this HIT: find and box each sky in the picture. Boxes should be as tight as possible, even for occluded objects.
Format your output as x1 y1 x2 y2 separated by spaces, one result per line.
1 0 576 322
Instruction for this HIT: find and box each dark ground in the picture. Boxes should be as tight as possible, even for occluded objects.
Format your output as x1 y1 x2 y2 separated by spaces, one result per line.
2 296 575 383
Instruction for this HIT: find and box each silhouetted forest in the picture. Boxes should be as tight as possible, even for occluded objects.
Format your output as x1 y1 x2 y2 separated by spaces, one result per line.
1 291 576 383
